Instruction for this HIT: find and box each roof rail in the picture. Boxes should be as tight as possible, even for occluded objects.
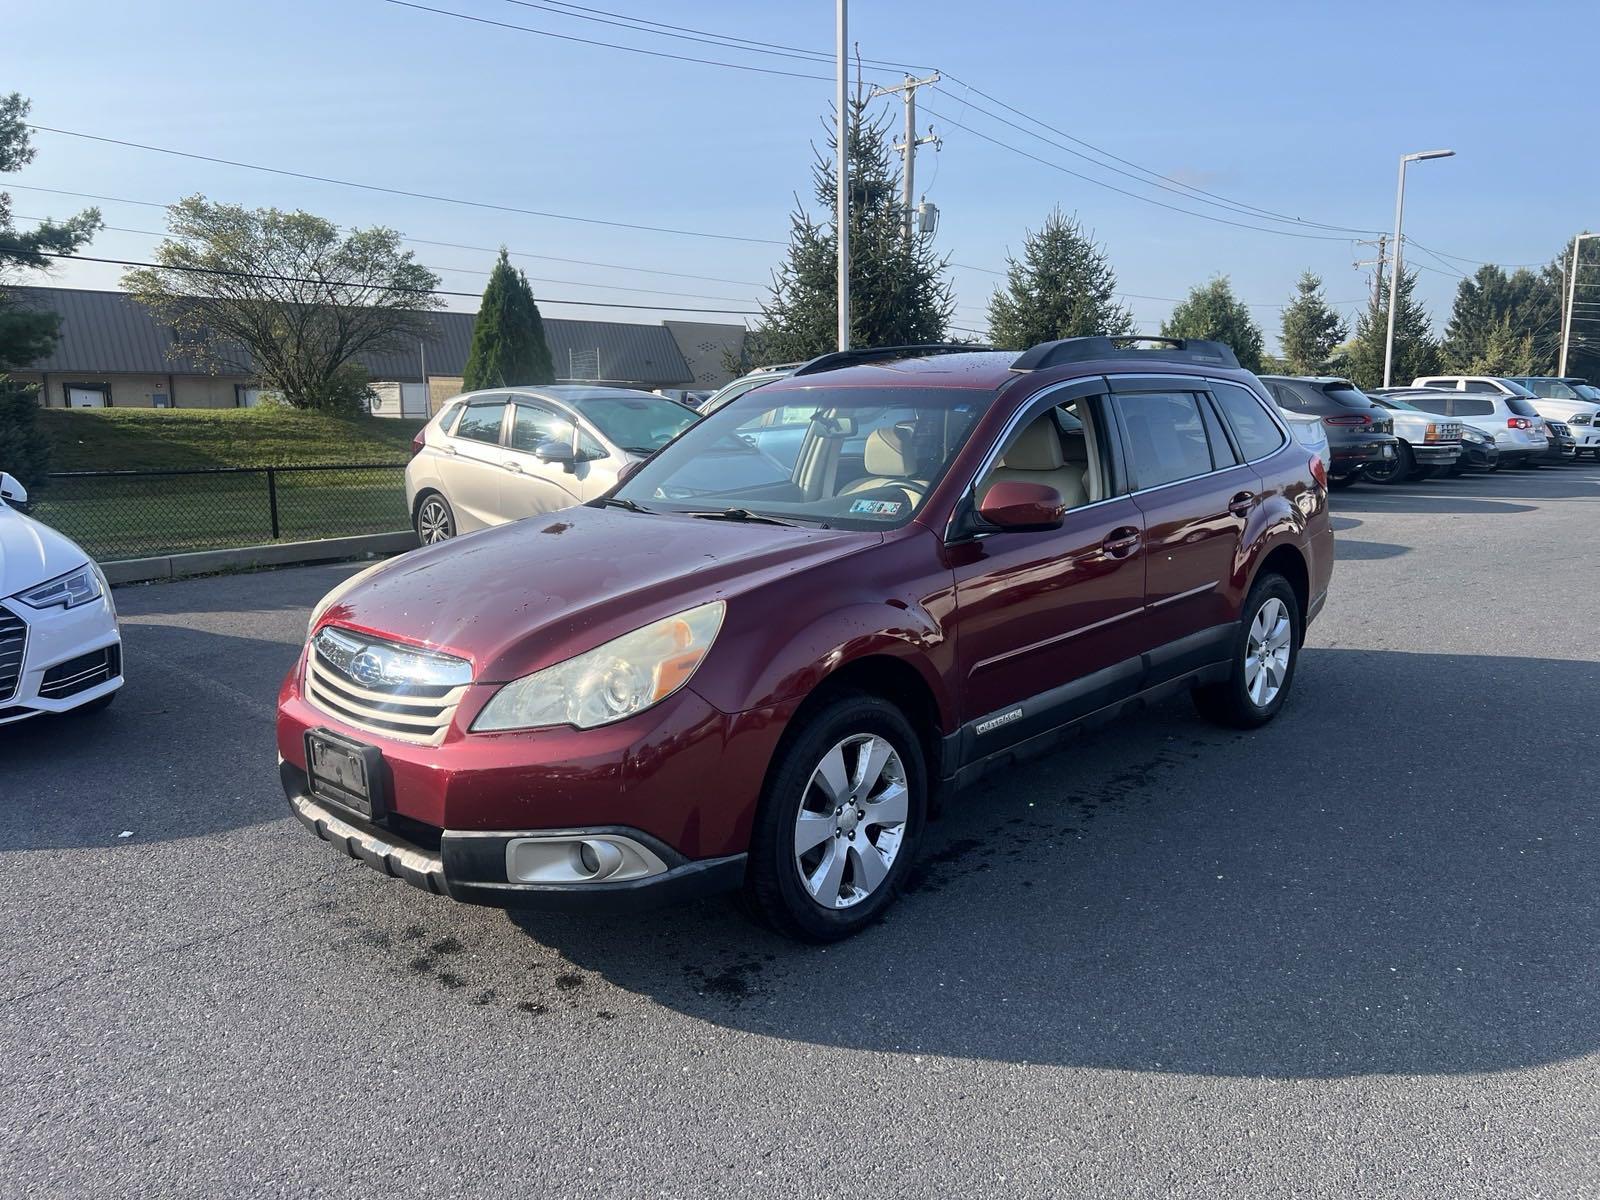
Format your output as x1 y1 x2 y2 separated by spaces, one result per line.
1011 335 1240 373
790 343 993 377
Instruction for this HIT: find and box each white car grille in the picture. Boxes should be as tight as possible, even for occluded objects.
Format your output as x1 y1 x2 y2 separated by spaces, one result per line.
304 632 471 746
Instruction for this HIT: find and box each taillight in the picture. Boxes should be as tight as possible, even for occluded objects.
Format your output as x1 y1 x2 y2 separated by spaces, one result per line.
410 431 426 458
1323 414 1371 427
1508 417 1530 430
1309 454 1327 490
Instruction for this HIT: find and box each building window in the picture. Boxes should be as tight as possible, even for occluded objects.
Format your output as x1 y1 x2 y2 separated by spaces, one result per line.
152 392 171 409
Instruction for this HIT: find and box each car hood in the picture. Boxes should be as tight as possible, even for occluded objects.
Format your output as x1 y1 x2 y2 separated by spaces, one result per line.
318 504 879 682
0 503 92 597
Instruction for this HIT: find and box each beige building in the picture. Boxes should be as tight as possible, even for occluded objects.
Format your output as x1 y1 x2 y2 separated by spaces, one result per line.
10 287 747 413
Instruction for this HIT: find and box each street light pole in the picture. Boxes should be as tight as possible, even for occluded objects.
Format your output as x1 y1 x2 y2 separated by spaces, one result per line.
1383 149 1454 388
835 0 850 352
1559 233 1597 378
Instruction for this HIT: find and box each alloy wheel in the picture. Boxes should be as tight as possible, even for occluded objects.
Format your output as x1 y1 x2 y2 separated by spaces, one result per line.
793 734 909 909
1244 597 1292 707
417 498 453 544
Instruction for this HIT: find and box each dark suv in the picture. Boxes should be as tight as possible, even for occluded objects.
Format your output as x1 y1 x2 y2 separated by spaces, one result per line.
279 338 1334 941
1259 376 1401 487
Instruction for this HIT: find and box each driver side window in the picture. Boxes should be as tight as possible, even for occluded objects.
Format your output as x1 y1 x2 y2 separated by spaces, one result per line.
978 396 1108 513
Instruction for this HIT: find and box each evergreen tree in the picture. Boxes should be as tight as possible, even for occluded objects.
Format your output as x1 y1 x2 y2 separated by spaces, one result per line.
751 88 953 362
985 208 1133 350
1344 268 1439 389
1465 319 1537 377
1278 271 1347 374
1440 264 1559 374
1160 276 1265 371
0 379 50 485
462 249 555 389
0 93 100 372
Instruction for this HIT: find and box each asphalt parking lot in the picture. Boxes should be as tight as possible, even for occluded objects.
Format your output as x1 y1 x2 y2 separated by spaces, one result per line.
3 464 1598 1199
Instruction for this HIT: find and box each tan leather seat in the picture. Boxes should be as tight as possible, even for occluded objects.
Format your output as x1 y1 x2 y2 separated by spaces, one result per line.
981 416 1088 508
840 425 927 503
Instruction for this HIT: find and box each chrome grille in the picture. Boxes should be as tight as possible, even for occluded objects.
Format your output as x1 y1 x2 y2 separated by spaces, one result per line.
0 606 26 703
304 630 470 746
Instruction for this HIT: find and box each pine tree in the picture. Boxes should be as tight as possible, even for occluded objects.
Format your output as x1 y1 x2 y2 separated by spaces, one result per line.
0 379 50 485
985 208 1133 350
1160 277 1265 371
1278 271 1347 375
751 88 953 362
1343 268 1439 390
1440 264 1559 374
463 249 556 389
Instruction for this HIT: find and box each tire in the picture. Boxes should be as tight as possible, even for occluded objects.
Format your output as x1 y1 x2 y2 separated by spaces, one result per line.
414 492 456 544
1192 573 1301 730
1363 443 1413 486
744 693 927 942
1328 473 1358 490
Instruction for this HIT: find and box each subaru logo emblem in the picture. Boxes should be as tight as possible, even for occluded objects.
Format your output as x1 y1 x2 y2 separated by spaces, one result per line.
349 649 385 688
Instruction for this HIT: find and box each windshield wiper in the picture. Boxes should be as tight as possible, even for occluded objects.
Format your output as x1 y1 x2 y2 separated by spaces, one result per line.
684 507 800 527
590 496 654 514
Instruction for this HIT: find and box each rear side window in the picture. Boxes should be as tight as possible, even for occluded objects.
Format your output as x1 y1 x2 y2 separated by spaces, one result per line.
454 400 507 444
1407 395 1451 415
1323 384 1373 409
1267 381 1307 411
1462 380 1498 393
1116 392 1220 489
1505 397 1541 418
1211 382 1286 460
1454 398 1495 417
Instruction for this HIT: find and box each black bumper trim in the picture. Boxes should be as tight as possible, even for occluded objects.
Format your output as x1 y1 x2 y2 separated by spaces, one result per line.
281 761 747 913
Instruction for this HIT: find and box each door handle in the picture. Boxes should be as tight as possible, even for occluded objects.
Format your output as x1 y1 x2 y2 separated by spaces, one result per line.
1228 491 1257 518
503 460 523 473
1102 526 1141 559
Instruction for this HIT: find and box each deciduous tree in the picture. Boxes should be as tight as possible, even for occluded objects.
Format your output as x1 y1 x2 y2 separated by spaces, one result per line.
124 197 441 412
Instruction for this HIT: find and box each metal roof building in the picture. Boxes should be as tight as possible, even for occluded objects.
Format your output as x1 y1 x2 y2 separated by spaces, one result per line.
8 287 728 410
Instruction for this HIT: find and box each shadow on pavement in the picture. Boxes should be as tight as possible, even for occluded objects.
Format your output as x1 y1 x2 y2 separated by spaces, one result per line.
506 648 1600 1080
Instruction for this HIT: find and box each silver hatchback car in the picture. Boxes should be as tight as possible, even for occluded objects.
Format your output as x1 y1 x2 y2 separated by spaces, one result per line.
405 386 698 543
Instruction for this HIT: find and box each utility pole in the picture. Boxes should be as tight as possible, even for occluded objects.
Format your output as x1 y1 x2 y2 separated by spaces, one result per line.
835 0 850 352
1354 235 1387 308
1559 233 1597 377
869 72 942 240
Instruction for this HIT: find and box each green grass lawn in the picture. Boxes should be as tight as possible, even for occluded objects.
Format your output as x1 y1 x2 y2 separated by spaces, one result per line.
31 409 424 559
39 406 427 470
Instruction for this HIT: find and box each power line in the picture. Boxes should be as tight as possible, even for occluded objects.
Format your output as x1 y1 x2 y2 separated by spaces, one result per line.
6 246 762 315
920 104 1359 244
382 0 832 82
932 84 1382 236
5 182 766 286
12 216 759 303
24 123 786 245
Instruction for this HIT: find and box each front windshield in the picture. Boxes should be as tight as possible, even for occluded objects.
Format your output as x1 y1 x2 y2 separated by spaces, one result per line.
1518 378 1581 399
1575 384 1600 403
614 385 996 530
577 395 697 454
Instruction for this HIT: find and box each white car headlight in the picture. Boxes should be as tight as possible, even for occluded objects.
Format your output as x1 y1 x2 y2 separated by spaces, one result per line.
12 563 102 610
473 600 725 732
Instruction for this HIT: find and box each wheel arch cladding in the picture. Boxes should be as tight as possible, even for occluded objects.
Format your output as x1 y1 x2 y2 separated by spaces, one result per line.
1255 544 1309 633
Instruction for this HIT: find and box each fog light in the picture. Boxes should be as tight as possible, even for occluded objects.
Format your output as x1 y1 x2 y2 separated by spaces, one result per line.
503 833 669 885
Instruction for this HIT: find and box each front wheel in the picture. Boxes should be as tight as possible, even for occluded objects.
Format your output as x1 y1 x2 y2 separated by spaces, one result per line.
414 492 456 544
1192 574 1301 730
744 694 927 942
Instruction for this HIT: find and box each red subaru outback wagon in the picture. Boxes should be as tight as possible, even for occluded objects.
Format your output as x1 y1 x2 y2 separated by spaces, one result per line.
278 338 1333 940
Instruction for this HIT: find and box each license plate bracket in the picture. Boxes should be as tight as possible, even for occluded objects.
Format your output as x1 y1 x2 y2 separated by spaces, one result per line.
304 728 387 820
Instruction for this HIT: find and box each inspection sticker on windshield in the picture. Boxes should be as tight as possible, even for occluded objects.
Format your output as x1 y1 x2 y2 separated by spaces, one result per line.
849 499 903 516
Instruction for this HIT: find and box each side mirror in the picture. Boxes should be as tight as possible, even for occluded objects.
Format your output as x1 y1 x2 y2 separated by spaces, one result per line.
0 472 28 508
616 458 645 486
977 480 1065 531
534 439 577 471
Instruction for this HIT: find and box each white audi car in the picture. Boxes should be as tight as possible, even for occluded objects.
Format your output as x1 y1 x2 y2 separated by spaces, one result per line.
0 472 123 725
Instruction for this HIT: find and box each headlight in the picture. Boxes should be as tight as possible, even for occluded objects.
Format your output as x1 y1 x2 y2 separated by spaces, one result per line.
1569 413 1591 426
473 600 725 732
11 563 102 610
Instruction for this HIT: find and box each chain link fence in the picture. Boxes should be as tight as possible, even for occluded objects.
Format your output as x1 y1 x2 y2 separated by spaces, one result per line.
30 464 411 562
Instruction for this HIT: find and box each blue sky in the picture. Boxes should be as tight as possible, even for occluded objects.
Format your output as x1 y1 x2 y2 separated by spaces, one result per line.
7 0 1596 351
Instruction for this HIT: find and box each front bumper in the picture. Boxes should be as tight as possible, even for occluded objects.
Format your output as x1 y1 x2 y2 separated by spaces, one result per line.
1413 442 1462 466
0 596 124 725
1458 442 1499 469
283 761 747 911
